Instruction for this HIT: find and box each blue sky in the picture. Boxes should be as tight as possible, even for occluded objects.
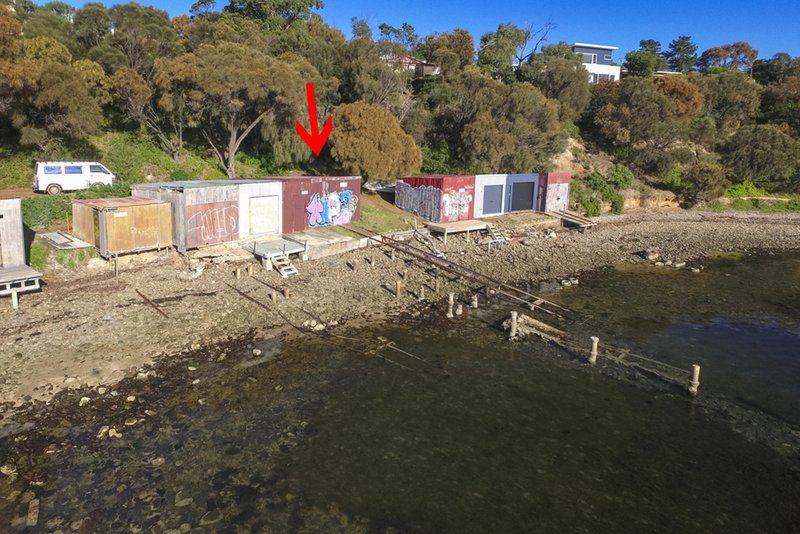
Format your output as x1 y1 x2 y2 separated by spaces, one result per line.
69 0 800 59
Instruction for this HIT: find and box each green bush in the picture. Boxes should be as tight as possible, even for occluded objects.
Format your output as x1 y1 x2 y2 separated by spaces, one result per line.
726 180 769 198
74 183 131 200
605 164 635 189
22 195 72 229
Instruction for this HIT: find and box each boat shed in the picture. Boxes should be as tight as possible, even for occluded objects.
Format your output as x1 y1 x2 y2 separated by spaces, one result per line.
474 174 506 217
0 199 41 305
132 180 283 253
280 176 362 233
506 173 540 212
71 197 172 258
395 175 476 223
539 172 572 212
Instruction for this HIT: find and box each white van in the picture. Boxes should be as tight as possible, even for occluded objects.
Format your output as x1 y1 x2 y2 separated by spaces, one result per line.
34 162 116 194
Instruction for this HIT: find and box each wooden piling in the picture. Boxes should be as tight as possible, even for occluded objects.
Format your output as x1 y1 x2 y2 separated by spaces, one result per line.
589 336 599 365
689 364 701 396
446 293 455 319
471 294 479 309
509 311 518 339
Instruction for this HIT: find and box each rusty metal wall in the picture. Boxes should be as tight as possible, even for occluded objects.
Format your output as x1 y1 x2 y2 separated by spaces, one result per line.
281 176 361 233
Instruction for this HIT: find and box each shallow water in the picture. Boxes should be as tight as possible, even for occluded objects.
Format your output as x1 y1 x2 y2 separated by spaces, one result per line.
1 253 799 532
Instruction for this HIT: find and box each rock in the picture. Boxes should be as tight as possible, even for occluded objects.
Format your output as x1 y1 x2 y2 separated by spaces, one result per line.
26 499 39 527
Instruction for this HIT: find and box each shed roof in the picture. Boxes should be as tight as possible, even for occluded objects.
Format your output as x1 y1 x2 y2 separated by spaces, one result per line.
72 197 168 209
132 179 282 190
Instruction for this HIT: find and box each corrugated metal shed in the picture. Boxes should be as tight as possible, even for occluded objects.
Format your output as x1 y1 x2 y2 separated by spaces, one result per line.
71 197 172 258
396 175 476 223
132 179 287 253
0 199 25 268
540 173 572 212
506 174 540 213
474 174 507 217
279 176 362 233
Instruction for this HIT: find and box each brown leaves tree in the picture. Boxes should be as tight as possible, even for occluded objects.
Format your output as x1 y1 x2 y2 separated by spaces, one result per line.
329 102 422 182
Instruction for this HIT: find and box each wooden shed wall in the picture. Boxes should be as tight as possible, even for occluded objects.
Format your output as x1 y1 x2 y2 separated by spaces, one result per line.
0 199 25 268
71 201 97 246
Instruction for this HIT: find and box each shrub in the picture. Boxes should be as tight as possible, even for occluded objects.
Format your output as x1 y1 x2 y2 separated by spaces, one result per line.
726 180 768 198
605 164 635 189
22 195 72 229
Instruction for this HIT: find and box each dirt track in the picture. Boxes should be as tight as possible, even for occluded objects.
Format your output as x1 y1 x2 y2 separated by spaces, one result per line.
1 210 799 408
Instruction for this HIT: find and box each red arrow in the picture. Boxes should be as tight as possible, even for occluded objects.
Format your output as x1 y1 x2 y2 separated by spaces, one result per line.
295 82 332 156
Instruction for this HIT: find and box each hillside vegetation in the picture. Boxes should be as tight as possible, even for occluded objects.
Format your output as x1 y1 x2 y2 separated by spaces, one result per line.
1 1 800 212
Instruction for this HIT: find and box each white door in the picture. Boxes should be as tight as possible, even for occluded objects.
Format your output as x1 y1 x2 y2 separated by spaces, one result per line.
249 196 280 235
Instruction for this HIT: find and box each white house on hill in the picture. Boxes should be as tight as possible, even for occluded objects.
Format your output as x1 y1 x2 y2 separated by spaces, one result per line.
572 43 621 83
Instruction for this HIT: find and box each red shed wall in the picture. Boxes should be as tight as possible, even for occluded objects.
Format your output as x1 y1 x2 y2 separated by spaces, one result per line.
282 176 361 233
395 175 475 223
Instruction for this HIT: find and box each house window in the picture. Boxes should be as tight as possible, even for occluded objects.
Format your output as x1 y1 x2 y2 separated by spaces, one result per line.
580 52 597 64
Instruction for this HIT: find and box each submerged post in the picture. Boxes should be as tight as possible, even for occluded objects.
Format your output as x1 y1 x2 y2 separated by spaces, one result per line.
510 311 518 339
11 291 18 310
447 293 455 319
689 364 701 396
589 336 599 365
471 294 479 309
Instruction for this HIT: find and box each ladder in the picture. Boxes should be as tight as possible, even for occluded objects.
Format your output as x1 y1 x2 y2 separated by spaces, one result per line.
270 254 299 278
484 223 509 249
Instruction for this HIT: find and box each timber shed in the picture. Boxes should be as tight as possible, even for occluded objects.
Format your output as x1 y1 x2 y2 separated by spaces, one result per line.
71 197 172 258
280 176 362 233
0 199 41 302
132 180 284 253
395 175 476 223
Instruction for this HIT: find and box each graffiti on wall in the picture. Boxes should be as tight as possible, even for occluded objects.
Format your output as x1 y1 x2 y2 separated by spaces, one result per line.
307 187 359 228
442 191 472 220
395 182 442 222
187 204 239 244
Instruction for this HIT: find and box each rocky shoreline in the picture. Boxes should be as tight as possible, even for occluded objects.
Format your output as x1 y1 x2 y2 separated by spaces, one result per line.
1 210 800 411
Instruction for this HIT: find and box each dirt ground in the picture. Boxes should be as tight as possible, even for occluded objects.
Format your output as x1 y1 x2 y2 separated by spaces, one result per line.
2 210 800 408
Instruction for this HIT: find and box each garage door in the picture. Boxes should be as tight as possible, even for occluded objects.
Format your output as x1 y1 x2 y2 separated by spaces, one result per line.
249 196 280 235
510 181 534 211
482 185 503 215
